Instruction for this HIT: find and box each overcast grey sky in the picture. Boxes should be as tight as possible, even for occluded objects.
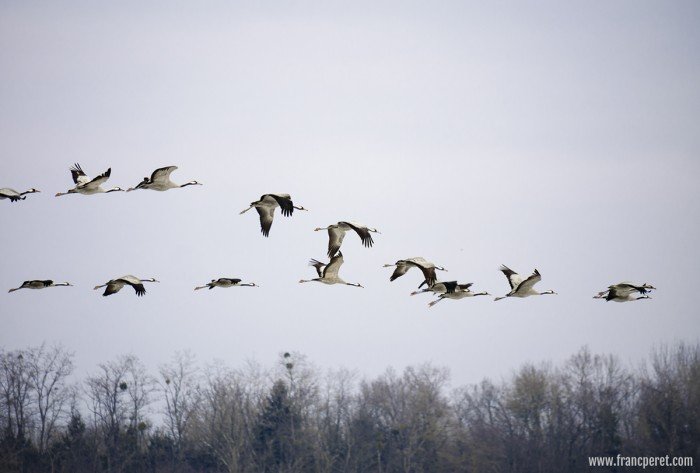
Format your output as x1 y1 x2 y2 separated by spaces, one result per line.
1 0 699 386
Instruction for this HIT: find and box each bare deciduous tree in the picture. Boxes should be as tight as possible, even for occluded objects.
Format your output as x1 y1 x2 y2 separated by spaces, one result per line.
159 350 199 456
26 343 74 454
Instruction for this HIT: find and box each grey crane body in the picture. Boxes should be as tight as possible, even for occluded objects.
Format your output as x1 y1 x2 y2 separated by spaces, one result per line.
494 265 557 301
594 282 655 302
428 287 490 307
127 166 201 192
411 281 472 296
315 221 379 257
299 252 363 287
195 278 258 290
8 280 72 293
94 275 159 297
55 164 123 196
384 257 447 288
1 188 40 202
240 193 307 237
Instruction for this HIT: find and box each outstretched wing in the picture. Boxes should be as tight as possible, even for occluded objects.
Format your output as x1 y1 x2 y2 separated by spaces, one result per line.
117 277 147 296
442 281 459 294
0 189 23 202
323 252 344 279
308 259 326 278
606 286 624 301
151 166 178 184
40 280 54 287
499 265 522 290
221 278 242 285
131 284 146 296
103 282 123 297
80 168 111 190
327 226 346 258
256 206 275 237
406 257 432 267
132 177 149 190
615 283 648 294
70 163 89 185
389 262 410 281
268 194 294 217
458 283 474 292
515 269 541 294
419 266 438 288
342 222 374 248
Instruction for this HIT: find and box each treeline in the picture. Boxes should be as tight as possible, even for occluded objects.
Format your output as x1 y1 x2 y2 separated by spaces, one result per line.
1 343 698 473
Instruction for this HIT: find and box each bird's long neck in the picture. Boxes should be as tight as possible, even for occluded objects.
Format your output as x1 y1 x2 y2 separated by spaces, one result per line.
240 283 257 287
20 190 34 196
473 292 489 296
106 188 122 193
180 181 199 188
55 282 71 287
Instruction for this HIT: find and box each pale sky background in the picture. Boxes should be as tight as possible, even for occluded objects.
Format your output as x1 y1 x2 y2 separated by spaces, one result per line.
1 1 699 387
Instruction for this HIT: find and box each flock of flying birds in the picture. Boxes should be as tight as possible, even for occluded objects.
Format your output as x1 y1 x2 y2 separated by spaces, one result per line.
3 163 657 307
